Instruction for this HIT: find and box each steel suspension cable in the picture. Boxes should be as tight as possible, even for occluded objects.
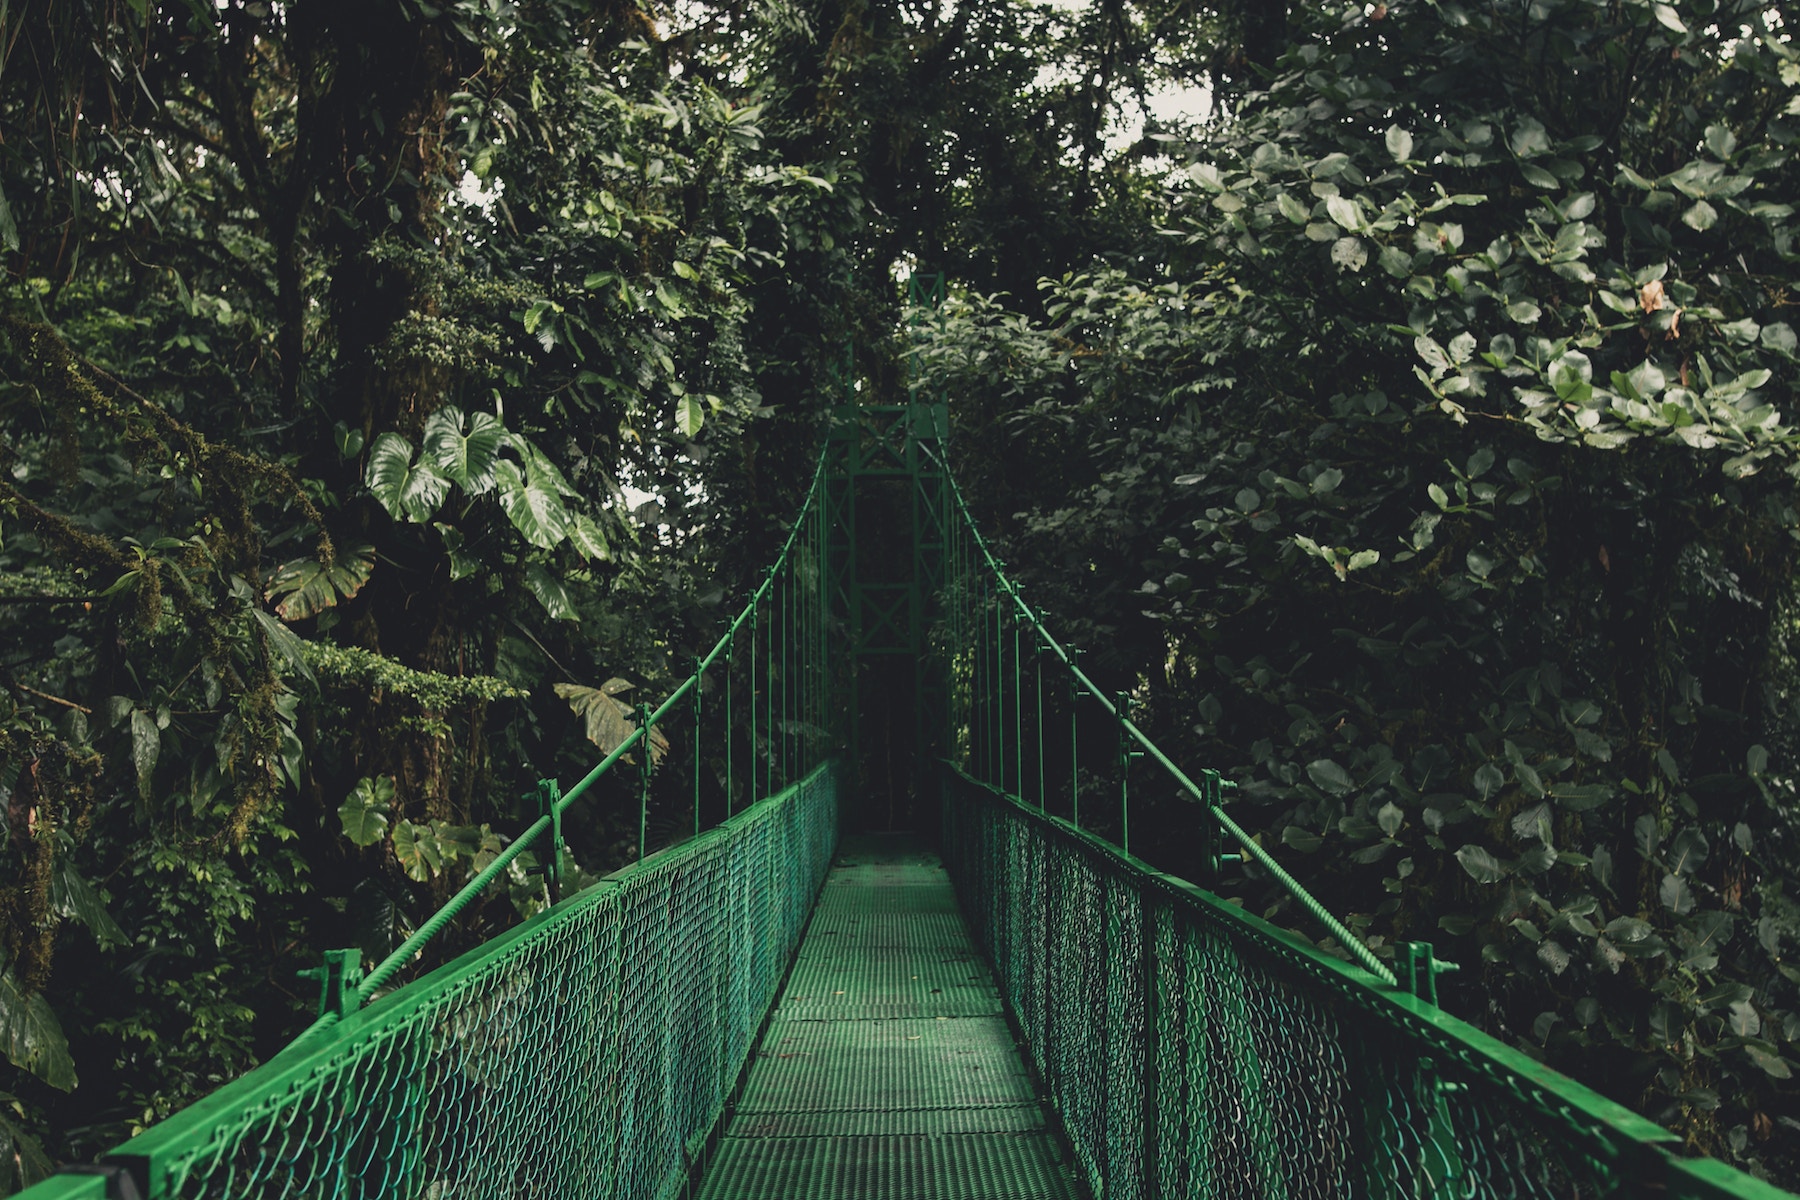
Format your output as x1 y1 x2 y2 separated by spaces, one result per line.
925 446 1396 987
356 448 835 1005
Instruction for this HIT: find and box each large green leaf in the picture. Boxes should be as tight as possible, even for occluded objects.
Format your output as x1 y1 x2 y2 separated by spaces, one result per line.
567 513 610 561
518 436 578 496
524 561 577 621
1455 844 1508 884
495 459 570 549
555 679 669 766
266 543 376 621
50 857 127 948
338 776 394 847
251 606 317 688
366 433 450 523
0 967 76 1091
0 1092 54 1191
422 407 505 494
675 394 705 438
1306 758 1354 795
129 708 159 805
392 820 442 882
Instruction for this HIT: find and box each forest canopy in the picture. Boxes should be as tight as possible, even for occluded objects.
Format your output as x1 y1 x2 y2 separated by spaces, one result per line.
1 0 1798 1188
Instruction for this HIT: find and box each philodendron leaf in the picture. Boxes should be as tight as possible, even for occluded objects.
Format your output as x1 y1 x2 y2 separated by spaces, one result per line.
422 406 505 494
0 966 76 1091
267 543 376 621
367 433 450 523
495 460 570 550
338 776 395 847
392 820 442 882
555 680 670 766
568 513 610 561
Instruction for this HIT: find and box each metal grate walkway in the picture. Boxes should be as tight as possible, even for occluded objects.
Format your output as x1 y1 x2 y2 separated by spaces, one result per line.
695 833 1087 1200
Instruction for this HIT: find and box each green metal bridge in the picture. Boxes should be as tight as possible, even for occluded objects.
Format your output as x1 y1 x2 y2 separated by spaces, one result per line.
31 300 1794 1200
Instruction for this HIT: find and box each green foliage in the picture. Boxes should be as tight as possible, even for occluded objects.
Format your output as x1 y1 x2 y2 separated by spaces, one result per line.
337 778 394 848
926 0 1800 1174
0 966 73 1093
301 645 526 710
555 679 670 767
0 0 822 1175
265 545 376 623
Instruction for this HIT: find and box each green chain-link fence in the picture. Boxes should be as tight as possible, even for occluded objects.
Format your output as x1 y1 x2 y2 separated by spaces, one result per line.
53 761 837 1200
938 765 1791 1200
30 448 843 1200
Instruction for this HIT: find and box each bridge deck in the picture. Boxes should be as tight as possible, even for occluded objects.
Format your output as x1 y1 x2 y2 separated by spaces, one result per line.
695 833 1085 1200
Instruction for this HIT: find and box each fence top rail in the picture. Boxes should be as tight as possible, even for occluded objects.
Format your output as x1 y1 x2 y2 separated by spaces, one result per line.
945 764 1795 1200
929 444 1395 985
73 763 837 1200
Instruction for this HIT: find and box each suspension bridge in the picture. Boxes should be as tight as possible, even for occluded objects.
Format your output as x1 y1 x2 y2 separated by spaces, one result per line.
30 295 1792 1200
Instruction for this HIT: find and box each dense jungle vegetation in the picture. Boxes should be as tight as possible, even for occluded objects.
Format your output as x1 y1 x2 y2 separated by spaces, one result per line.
1 0 1797 1187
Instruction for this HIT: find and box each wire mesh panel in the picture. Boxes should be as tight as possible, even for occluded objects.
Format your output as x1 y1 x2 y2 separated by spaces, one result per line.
938 762 1790 1200
78 761 838 1200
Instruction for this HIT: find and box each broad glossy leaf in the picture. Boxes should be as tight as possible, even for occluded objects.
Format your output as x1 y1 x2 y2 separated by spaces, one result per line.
1281 825 1324 852
1681 200 1717 232
1306 758 1353 795
50 858 126 947
568 513 610 561
393 820 441 881
434 523 481 581
513 435 578 496
1384 126 1413 162
524 561 577 622
0 968 75 1090
555 680 669 766
1325 195 1361 231
1745 1045 1792 1079
1376 801 1403 837
1518 162 1558 189
1659 873 1695 914
495 460 570 550
675 394 705 438
422 407 505 494
267 543 376 621
338 776 394 847
1728 1000 1761 1038
0 1102 53 1187
367 433 450 523
1510 118 1550 159
251 607 317 688
1456 844 1507 884
130 708 159 804
1668 827 1709 874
